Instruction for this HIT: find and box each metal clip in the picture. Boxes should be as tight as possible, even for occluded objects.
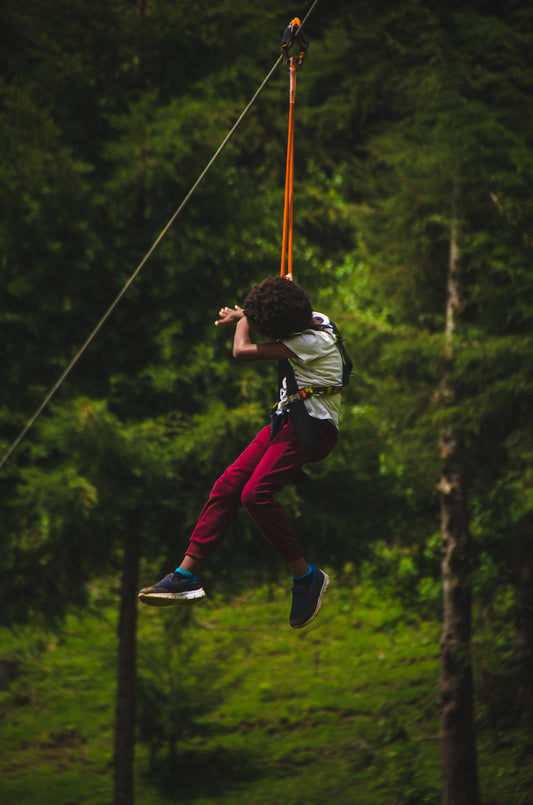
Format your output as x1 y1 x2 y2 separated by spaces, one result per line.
281 17 309 69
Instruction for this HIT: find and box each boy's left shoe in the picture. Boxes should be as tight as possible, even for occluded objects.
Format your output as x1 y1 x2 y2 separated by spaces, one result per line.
138 572 206 606
289 567 329 629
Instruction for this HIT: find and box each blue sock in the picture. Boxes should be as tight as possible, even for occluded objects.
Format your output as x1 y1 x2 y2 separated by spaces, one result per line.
293 565 315 583
174 567 198 580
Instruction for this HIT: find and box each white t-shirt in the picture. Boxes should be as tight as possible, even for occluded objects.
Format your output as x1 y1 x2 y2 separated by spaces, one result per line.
278 312 344 427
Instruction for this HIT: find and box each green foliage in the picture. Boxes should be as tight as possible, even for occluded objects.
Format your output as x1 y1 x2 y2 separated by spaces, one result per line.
1 579 532 804
0 398 182 623
360 536 442 619
136 607 240 770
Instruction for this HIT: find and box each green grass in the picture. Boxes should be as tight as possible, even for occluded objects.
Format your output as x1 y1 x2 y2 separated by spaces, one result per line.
0 574 532 804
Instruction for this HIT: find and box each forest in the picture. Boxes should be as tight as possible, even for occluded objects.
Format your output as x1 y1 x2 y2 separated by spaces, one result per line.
1 1 533 803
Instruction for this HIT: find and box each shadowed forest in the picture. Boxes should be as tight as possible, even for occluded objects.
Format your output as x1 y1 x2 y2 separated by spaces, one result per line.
1 1 533 803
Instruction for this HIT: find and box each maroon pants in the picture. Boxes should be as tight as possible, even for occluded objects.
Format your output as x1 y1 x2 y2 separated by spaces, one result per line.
186 415 338 564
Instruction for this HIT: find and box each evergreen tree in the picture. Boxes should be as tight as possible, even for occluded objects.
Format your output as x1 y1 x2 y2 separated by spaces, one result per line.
307 1 533 799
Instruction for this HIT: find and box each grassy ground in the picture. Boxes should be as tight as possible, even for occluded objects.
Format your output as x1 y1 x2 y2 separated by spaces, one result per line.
0 573 532 804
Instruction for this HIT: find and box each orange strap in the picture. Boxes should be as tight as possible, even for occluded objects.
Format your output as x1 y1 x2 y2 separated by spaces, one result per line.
280 59 297 280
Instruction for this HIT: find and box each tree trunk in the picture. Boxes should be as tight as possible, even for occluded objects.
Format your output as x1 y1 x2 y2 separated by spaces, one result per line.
514 516 533 720
439 430 479 805
113 528 140 805
438 185 479 805
113 9 147 797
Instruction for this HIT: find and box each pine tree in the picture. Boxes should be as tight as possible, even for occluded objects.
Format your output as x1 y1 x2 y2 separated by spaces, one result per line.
437 186 479 805
309 2 533 800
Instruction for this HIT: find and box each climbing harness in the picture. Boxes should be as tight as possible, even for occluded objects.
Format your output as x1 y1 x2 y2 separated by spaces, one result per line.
282 385 343 408
276 321 353 415
280 18 308 280
271 320 353 461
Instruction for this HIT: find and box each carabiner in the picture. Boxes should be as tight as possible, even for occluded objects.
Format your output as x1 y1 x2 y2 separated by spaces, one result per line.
281 17 309 69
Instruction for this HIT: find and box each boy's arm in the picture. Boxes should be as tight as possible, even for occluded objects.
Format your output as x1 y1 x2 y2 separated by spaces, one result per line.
215 306 295 362
232 317 295 361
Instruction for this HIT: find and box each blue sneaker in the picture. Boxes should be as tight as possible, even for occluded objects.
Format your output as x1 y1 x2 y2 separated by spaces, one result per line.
138 572 206 606
289 567 329 629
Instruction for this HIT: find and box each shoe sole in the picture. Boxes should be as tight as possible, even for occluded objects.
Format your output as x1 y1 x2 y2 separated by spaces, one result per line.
291 571 330 629
137 588 206 607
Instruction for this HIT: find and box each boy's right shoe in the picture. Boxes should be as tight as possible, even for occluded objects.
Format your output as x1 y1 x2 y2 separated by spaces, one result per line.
289 567 329 629
138 572 206 606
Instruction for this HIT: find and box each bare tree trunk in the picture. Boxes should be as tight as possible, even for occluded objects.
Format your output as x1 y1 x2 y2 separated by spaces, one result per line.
113 5 146 801
514 516 533 720
113 528 140 805
438 185 479 805
439 432 479 805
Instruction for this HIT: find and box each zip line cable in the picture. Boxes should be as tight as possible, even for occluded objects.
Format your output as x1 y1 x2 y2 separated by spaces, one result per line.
0 1 321 472
0 66 278 472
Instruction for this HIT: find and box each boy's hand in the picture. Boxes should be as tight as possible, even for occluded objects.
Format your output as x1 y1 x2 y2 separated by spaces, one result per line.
215 305 244 326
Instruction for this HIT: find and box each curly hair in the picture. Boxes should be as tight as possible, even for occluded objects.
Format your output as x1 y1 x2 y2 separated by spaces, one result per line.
243 276 313 340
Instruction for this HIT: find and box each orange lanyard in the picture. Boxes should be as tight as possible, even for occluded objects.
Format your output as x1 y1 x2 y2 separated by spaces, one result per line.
279 17 308 280
280 58 297 280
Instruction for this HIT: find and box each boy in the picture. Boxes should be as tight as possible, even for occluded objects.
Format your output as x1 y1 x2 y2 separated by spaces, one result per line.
138 275 345 628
